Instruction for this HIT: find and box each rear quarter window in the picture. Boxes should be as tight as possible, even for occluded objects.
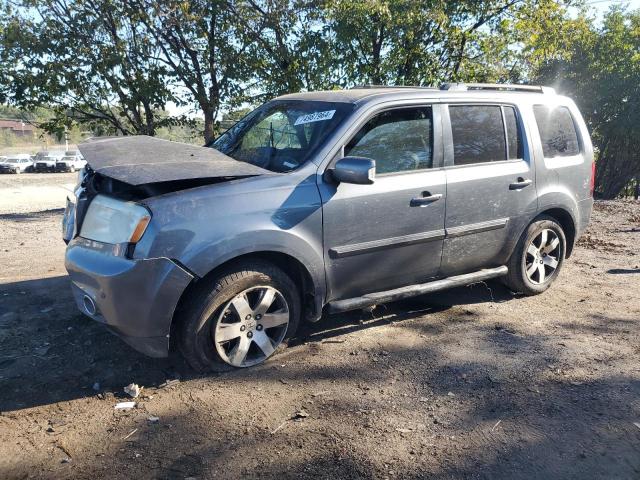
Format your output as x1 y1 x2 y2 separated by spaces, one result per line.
533 105 580 158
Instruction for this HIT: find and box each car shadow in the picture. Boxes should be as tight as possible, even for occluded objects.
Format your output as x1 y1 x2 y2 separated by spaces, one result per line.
2 275 639 479
296 280 516 345
607 267 640 274
0 207 65 222
0 275 514 412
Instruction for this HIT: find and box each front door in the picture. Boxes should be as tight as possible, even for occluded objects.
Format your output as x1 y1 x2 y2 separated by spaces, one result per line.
319 104 446 301
441 103 538 276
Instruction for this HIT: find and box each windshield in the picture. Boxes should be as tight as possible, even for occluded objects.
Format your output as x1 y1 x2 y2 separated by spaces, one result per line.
5 159 19 164
211 100 353 173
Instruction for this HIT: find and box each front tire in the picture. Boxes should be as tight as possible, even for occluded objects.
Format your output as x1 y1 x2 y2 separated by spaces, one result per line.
503 215 566 295
177 260 300 372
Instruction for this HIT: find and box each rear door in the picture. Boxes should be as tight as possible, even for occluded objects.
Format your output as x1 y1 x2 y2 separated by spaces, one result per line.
319 104 446 301
441 103 538 276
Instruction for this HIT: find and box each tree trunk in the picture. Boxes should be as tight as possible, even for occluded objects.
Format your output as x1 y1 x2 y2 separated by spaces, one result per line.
203 108 215 144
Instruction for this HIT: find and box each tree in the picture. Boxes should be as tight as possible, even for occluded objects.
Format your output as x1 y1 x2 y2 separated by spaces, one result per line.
1 0 180 137
534 7 640 198
229 0 339 99
324 0 572 86
131 0 257 143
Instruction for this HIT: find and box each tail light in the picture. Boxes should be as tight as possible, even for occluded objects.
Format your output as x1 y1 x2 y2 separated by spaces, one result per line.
590 161 596 197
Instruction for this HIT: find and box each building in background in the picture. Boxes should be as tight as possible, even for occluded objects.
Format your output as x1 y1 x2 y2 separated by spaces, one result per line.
0 120 35 138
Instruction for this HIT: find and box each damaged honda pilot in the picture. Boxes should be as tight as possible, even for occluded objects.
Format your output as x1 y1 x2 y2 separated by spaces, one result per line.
64 84 594 370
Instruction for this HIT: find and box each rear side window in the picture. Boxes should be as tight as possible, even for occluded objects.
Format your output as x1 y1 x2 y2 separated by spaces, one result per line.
345 107 433 174
533 105 580 157
449 105 506 165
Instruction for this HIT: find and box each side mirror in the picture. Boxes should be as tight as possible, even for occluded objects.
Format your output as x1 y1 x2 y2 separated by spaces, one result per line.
331 156 376 185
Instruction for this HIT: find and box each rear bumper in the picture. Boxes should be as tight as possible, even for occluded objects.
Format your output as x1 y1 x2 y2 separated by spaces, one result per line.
65 239 194 357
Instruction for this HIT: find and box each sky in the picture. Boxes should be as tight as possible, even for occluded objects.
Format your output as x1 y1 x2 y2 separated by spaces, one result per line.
585 0 640 16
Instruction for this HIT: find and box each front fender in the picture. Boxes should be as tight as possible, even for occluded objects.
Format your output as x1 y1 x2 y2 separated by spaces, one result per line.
188 229 324 293
133 169 326 310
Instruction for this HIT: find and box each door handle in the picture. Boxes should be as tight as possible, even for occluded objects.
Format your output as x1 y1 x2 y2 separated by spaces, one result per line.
410 192 443 207
509 177 533 190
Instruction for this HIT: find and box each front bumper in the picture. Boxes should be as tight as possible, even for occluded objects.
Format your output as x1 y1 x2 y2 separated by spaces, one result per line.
65 238 194 357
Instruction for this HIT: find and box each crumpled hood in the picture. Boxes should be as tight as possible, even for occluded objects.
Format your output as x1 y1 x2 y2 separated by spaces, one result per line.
78 136 272 186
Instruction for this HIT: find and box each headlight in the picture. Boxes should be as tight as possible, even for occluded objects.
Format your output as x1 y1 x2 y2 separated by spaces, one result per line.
80 195 151 244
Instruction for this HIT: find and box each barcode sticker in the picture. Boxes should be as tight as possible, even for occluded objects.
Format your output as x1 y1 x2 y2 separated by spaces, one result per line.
294 110 336 126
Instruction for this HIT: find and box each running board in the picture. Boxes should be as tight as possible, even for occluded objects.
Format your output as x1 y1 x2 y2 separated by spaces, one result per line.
327 266 508 313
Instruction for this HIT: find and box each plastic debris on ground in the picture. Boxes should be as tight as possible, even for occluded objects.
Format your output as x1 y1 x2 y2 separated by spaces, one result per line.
124 383 141 398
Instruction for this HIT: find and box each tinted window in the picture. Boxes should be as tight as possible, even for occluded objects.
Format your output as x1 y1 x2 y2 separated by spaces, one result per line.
345 107 432 174
503 106 523 159
449 106 506 165
533 105 580 157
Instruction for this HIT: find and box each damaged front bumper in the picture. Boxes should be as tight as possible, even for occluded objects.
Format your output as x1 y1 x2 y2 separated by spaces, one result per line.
65 238 194 357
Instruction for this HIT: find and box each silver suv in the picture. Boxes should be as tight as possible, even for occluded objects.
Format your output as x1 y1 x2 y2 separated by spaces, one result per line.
63 84 594 370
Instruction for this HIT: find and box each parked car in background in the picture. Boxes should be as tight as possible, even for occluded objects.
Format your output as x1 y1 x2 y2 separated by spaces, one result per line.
56 151 86 172
34 151 61 172
0 156 33 174
63 83 594 371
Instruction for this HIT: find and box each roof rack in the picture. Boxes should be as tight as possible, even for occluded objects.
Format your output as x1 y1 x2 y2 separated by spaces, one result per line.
440 83 555 94
350 85 438 90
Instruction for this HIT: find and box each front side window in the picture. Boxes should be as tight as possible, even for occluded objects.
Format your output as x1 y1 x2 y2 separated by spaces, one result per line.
449 105 507 165
345 107 433 174
212 100 352 173
533 105 580 158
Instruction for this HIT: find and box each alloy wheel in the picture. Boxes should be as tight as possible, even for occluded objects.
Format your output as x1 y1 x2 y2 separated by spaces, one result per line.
213 286 289 367
525 228 561 285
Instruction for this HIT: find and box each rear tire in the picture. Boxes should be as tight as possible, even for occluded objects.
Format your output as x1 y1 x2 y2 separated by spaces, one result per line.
177 260 300 372
503 215 566 295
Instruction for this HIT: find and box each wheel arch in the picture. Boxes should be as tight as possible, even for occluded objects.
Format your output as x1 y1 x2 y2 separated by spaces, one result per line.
537 207 577 258
169 250 322 352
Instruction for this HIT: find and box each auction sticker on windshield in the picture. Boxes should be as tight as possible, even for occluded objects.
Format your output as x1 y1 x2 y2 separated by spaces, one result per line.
294 110 336 126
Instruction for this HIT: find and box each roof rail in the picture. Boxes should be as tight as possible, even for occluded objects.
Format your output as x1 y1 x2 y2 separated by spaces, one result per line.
351 84 438 90
440 83 555 94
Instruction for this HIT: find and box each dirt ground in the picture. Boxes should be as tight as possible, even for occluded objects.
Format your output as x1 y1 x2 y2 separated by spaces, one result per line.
0 173 638 480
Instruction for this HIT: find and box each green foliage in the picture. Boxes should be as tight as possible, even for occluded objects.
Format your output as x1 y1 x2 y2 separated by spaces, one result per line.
324 0 578 85
0 0 632 196
3 0 186 136
534 6 640 198
124 0 251 141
